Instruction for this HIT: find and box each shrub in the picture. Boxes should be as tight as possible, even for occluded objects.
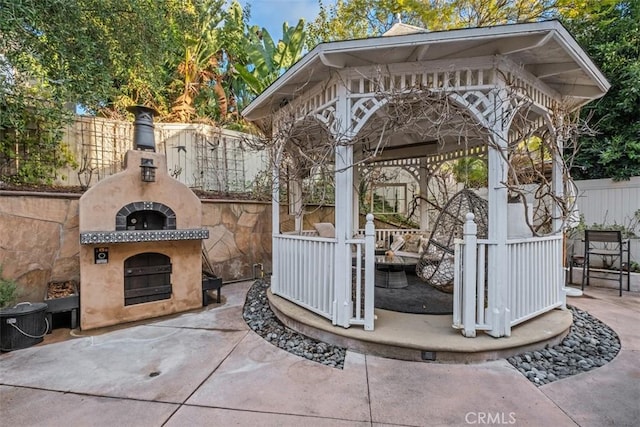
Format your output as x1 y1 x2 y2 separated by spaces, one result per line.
0 267 19 309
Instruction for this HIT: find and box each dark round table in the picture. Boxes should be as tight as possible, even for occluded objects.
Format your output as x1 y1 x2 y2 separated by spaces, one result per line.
374 255 418 288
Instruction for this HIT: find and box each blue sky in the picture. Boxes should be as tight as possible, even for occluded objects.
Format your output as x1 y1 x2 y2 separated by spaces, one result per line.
240 0 321 39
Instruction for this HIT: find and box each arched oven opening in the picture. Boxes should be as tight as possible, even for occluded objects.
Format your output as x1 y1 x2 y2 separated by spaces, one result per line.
124 253 172 306
126 210 165 230
115 202 176 231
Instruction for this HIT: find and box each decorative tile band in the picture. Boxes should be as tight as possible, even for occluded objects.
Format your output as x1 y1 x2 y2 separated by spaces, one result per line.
80 228 209 245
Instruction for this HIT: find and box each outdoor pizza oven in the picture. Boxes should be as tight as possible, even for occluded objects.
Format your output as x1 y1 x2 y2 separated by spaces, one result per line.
78 107 209 330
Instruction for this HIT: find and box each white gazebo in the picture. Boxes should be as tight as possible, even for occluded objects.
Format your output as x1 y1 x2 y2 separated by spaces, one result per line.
242 21 609 338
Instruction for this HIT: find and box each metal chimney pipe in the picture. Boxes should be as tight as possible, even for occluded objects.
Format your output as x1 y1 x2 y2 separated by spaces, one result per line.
126 105 159 151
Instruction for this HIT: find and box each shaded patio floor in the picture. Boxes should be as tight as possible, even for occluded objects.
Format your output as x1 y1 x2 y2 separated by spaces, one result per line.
374 272 454 315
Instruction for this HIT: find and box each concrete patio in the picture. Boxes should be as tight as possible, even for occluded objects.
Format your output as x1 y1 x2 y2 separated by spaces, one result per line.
0 281 638 426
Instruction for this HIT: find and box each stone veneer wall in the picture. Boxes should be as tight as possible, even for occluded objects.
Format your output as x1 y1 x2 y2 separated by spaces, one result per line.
0 192 277 304
0 193 81 303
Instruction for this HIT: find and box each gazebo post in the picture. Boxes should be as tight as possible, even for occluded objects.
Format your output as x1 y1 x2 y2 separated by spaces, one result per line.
486 88 511 338
552 113 567 307
419 158 429 232
271 143 284 294
332 82 355 327
353 168 361 234
290 176 303 233
333 140 354 327
551 113 565 234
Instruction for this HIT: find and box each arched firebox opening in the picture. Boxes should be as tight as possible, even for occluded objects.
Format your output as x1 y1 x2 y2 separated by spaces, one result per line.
124 253 172 306
126 210 166 230
115 202 177 231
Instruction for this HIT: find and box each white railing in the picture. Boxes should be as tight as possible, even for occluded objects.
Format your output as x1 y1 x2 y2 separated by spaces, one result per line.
453 214 493 337
357 227 427 247
282 230 320 237
348 214 376 330
507 235 564 326
272 214 377 330
453 237 494 337
272 234 336 320
453 213 565 337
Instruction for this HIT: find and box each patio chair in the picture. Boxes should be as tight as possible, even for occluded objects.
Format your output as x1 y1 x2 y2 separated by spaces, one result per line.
581 230 631 296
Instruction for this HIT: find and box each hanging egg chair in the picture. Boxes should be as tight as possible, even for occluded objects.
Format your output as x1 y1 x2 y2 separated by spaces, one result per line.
416 189 488 292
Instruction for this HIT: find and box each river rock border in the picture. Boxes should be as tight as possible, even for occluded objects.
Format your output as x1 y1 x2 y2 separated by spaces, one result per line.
242 279 347 369
507 305 621 386
243 281 621 382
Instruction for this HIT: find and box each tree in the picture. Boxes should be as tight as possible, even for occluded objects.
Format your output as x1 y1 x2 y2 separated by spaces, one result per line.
234 19 307 96
563 0 640 181
306 0 580 48
0 0 176 183
217 0 254 121
1 0 269 184
166 0 227 122
451 157 488 188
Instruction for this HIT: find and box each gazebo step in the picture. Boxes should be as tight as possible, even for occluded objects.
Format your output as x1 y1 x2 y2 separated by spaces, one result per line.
268 289 572 363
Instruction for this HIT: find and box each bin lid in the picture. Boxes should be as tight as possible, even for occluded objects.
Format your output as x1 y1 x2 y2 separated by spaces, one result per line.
0 302 48 316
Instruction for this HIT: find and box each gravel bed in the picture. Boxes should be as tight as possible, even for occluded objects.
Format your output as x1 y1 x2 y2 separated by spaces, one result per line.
243 281 621 382
507 305 620 386
242 279 347 369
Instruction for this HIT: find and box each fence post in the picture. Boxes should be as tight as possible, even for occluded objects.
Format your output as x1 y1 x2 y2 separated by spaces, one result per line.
462 212 478 338
364 213 376 331
453 240 463 328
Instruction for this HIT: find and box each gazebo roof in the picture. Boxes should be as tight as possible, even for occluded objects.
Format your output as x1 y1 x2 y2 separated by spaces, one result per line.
243 20 609 122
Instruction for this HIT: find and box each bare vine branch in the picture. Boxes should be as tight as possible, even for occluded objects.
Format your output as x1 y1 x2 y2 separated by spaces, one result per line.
244 66 591 235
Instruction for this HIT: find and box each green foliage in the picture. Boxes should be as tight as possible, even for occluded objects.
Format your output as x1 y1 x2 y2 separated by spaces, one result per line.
0 94 77 184
563 0 640 181
166 0 227 121
306 0 579 48
1 0 304 143
0 0 176 183
1 0 178 113
569 209 640 239
450 157 488 189
306 0 378 48
247 169 273 201
0 267 19 309
234 19 307 96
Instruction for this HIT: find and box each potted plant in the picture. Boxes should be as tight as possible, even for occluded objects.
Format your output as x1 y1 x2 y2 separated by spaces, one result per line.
0 267 18 309
0 267 49 351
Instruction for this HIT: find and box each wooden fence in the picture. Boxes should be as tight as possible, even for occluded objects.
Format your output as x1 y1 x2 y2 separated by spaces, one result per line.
50 116 268 192
573 177 640 265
